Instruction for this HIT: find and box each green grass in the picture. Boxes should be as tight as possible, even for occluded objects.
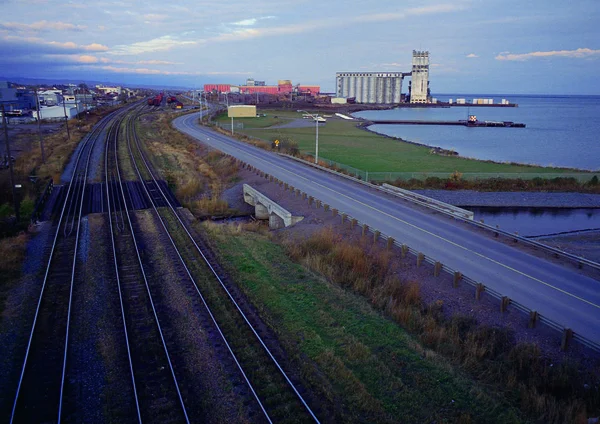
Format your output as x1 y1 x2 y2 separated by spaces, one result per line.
225 109 582 174
204 223 524 423
216 114 287 129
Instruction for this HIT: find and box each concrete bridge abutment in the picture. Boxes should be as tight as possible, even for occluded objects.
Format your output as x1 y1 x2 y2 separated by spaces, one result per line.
243 184 303 230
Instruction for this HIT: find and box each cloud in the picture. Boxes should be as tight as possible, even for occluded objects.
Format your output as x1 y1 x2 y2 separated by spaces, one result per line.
110 35 198 55
100 66 251 76
107 58 182 65
230 16 275 26
496 48 600 61
378 62 406 68
137 59 180 65
76 55 99 63
109 3 464 55
84 43 109 51
101 65 192 75
143 14 165 22
0 35 108 54
115 3 462 54
232 18 257 26
466 53 478 58
0 20 86 32
212 4 464 42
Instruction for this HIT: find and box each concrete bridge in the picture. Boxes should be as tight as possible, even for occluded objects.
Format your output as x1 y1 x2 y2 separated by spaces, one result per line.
243 184 303 229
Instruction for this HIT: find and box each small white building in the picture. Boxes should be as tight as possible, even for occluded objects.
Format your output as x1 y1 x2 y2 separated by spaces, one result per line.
38 90 63 106
95 85 122 95
331 97 347 104
38 105 78 120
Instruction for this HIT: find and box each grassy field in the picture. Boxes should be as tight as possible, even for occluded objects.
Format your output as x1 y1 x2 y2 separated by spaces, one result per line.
216 110 581 174
203 222 525 423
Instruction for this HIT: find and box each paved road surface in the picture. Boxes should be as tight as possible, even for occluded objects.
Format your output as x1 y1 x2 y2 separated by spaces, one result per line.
174 112 600 346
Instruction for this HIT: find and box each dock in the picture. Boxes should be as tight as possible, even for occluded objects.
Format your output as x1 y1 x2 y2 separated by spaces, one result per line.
367 119 525 128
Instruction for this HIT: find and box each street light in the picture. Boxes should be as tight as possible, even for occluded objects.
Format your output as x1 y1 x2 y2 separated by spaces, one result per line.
298 110 321 164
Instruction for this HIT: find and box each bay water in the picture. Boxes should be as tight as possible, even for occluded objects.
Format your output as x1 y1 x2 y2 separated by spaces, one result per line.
354 95 600 171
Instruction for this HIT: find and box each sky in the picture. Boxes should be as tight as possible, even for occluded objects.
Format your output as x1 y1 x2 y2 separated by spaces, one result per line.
1 0 599 94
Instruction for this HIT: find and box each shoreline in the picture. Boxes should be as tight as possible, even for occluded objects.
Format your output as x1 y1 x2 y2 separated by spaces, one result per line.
356 120 595 174
413 190 600 208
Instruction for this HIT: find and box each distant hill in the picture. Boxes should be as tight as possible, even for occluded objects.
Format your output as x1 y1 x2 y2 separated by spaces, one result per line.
0 76 192 90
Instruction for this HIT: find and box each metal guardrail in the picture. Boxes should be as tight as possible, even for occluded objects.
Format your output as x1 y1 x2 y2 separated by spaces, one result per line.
270 154 600 352
30 179 54 223
380 183 474 220
299 154 599 182
281 153 600 273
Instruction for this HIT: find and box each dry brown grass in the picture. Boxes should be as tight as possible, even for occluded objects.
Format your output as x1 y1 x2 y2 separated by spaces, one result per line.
138 113 239 216
12 107 121 184
0 232 28 272
1 106 124 230
283 227 600 424
393 175 600 193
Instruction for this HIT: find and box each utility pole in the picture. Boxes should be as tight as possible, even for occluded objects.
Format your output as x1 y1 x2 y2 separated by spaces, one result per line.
81 84 87 121
1 104 20 222
62 95 70 140
33 88 46 163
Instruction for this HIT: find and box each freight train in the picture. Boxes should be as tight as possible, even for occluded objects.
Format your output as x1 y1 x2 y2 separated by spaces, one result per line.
147 93 164 106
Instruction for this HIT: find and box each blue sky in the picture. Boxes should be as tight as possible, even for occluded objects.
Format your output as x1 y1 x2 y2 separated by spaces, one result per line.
1 0 599 94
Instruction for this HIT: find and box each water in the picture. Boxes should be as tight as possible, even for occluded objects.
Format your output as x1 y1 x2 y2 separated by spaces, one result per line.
354 95 600 171
471 207 600 237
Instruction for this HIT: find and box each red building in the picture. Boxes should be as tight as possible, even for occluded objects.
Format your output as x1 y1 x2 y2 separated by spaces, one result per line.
204 82 320 97
239 86 280 95
298 85 320 95
204 84 231 93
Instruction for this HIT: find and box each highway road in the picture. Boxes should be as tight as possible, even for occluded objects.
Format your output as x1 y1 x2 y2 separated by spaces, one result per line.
174 112 600 346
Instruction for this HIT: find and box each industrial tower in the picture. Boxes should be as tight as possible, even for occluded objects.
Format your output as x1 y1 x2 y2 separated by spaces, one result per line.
410 50 429 103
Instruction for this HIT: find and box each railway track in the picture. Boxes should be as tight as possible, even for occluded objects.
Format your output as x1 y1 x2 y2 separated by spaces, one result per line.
9 108 125 423
9 102 322 422
105 106 190 424
126 109 321 422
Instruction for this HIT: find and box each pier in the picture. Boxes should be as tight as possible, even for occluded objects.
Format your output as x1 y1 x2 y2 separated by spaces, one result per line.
367 119 526 128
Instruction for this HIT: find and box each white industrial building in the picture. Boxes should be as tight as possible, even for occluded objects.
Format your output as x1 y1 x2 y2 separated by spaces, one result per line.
38 104 79 120
95 85 122 95
410 50 429 104
335 72 405 104
38 90 63 106
335 50 431 104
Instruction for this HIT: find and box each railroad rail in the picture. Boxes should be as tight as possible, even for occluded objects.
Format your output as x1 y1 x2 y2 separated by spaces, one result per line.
105 105 190 423
9 108 125 423
127 109 320 423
